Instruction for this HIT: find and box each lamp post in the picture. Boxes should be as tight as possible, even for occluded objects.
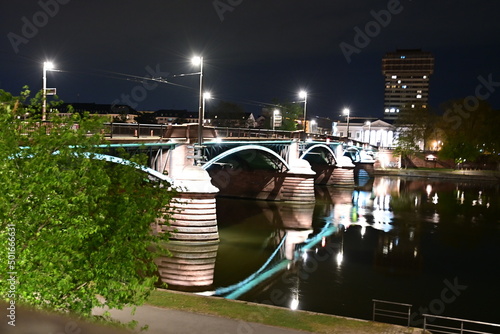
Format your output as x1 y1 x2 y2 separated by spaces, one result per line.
365 121 371 144
202 91 211 125
192 56 204 163
299 91 307 132
42 61 55 121
343 108 350 139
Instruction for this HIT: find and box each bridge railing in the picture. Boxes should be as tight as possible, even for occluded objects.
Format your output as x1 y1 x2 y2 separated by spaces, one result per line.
105 123 167 138
102 123 377 151
213 127 302 139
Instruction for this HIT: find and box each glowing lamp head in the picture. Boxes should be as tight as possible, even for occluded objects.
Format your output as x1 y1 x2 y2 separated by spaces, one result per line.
191 56 202 66
299 90 307 99
44 61 55 70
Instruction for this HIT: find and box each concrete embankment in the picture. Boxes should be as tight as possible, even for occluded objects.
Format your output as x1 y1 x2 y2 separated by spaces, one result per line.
374 168 500 182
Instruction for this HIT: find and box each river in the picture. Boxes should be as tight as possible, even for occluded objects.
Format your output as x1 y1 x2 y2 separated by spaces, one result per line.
209 176 500 326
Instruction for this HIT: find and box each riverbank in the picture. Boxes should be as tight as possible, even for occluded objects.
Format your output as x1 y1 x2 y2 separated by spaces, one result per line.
144 289 421 333
374 168 500 181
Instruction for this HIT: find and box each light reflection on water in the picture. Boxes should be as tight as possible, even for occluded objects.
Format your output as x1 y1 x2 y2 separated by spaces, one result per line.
165 176 500 325
212 177 500 325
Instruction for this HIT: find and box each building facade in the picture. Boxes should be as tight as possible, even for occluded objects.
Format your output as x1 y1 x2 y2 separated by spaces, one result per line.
382 49 434 120
333 119 396 148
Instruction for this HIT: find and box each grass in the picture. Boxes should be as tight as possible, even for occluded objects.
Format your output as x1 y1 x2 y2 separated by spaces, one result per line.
146 289 419 333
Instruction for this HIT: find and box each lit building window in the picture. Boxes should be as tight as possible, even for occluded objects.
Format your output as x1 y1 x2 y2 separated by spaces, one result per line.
416 94 422 99
391 75 397 79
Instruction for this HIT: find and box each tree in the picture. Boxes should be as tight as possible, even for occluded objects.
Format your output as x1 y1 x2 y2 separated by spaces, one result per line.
438 99 499 167
393 107 438 167
0 88 175 317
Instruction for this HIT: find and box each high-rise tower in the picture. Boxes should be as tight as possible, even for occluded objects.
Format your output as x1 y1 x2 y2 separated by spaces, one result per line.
382 49 434 120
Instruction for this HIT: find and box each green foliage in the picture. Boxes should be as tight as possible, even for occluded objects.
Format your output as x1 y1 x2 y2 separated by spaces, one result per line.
393 107 439 167
0 88 175 317
438 99 500 164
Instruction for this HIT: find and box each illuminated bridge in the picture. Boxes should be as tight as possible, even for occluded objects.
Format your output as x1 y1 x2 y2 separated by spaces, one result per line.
99 123 376 289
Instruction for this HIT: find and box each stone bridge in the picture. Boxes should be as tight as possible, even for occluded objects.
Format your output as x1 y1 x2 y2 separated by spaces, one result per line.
102 123 376 288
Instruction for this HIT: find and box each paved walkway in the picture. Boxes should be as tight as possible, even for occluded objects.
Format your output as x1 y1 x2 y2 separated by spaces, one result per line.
94 305 314 334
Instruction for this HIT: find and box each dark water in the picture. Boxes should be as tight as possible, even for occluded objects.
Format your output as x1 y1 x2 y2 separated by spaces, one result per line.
212 177 500 326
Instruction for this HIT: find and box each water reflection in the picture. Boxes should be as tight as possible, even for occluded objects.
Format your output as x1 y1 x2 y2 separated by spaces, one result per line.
166 177 500 324
156 240 219 292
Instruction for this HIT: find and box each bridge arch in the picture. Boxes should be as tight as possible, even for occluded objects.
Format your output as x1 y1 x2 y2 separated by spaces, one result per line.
79 152 174 184
202 145 290 171
299 144 337 166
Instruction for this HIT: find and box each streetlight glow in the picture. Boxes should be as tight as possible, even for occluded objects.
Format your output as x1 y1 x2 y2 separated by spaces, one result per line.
191 56 202 66
44 61 54 70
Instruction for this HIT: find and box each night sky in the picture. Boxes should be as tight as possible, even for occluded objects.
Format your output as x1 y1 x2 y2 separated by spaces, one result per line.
1 1 500 119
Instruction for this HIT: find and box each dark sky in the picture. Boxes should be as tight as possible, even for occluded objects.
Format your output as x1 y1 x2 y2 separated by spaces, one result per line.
1 0 500 119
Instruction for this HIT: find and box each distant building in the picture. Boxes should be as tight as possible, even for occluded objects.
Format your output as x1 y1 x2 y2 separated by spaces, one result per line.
382 49 434 120
309 116 334 135
55 103 138 122
154 109 198 124
334 119 396 148
206 112 256 128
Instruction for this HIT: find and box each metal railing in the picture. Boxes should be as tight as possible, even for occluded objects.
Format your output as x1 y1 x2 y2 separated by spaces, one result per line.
372 299 412 327
423 314 500 334
105 123 167 138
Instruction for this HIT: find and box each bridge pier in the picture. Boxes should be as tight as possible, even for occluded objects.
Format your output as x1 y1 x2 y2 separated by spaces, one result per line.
354 162 375 179
160 166 220 242
281 159 316 202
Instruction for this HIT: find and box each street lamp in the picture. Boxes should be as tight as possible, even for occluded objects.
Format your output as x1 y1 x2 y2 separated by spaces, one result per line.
192 56 204 163
343 108 350 139
299 91 307 132
365 121 371 144
42 61 55 121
